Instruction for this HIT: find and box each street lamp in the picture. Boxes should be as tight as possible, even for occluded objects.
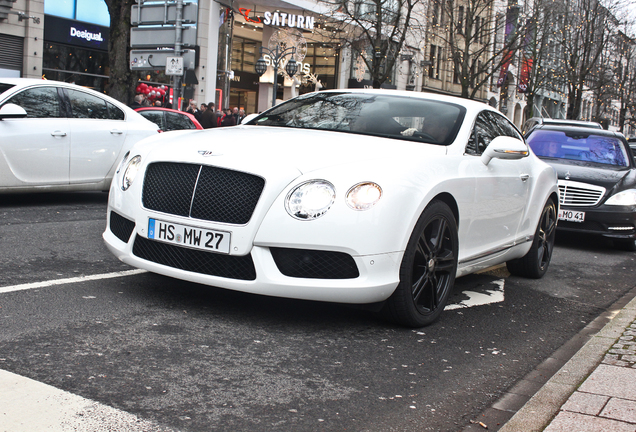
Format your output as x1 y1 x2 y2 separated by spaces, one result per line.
255 45 298 108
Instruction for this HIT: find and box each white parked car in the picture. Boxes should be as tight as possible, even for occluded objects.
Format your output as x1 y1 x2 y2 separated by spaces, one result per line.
103 90 559 327
0 78 159 193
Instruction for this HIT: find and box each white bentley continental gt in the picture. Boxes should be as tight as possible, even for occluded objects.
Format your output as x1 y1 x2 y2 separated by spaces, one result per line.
103 90 559 327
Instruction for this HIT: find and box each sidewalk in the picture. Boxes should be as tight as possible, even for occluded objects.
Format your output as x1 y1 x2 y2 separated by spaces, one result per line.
463 286 636 432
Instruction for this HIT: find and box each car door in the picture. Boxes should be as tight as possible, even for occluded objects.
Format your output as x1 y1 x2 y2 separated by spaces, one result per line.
0 86 70 186
461 111 531 258
65 88 129 184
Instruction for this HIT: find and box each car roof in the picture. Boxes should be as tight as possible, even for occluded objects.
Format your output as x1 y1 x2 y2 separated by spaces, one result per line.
524 117 602 128
0 78 128 108
530 124 625 139
317 88 490 111
135 107 185 114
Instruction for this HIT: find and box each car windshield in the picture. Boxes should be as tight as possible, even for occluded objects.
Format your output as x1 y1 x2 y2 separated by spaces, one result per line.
248 92 466 145
0 83 15 97
527 130 630 167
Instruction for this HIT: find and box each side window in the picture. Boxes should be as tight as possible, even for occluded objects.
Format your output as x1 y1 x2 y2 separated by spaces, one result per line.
467 111 522 155
5 87 61 118
490 112 522 140
467 112 496 155
165 112 195 131
107 102 125 120
138 111 165 130
67 89 109 119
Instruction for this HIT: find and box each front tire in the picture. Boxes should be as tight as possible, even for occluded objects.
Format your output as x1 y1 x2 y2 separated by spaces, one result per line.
383 201 458 327
506 198 557 278
614 239 636 251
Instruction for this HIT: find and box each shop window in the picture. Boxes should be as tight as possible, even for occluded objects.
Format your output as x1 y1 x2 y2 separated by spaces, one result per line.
231 37 261 73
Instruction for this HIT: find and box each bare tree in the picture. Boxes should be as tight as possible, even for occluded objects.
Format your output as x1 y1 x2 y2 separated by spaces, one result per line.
425 0 524 99
317 0 427 88
615 33 636 133
549 0 619 120
104 0 134 104
514 0 567 120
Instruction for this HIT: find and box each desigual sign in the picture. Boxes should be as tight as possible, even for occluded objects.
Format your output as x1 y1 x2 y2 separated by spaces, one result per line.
70 27 104 42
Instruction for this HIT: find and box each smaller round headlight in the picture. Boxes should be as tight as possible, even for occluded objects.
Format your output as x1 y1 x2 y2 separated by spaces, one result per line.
285 180 336 220
121 155 142 191
346 182 382 210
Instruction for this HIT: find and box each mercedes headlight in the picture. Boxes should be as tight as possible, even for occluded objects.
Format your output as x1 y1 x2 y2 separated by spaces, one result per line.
605 189 636 206
285 180 336 220
346 182 382 210
121 155 142 191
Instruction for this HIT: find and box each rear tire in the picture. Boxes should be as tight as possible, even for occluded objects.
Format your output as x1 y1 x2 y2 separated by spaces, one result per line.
382 201 458 327
506 198 557 278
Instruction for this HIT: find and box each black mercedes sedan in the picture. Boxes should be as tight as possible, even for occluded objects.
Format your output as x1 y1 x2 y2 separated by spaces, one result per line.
526 125 636 251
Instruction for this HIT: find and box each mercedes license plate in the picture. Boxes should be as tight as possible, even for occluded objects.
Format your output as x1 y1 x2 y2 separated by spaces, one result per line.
558 210 585 223
148 218 231 254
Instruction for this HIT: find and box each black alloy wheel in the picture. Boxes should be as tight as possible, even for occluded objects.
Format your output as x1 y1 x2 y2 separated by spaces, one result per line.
383 200 458 327
507 198 557 278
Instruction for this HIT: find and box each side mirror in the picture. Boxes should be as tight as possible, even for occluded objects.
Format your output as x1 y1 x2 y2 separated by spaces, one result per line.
481 136 529 165
241 113 259 125
0 103 28 120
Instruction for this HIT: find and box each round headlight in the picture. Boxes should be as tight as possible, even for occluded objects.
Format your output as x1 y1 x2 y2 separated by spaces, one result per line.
285 180 336 220
606 189 636 206
121 155 142 191
346 182 382 210
116 151 130 174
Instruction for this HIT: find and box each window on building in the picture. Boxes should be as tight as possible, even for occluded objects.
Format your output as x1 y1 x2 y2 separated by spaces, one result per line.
45 0 110 27
231 37 261 73
429 45 439 79
458 6 464 35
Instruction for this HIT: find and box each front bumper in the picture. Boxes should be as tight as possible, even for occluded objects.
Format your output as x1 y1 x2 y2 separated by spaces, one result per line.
557 204 636 239
103 209 403 304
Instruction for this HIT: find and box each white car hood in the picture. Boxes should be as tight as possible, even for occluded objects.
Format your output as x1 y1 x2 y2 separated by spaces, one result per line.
138 126 447 177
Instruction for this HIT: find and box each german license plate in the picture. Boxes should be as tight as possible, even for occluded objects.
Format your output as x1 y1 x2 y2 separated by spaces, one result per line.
558 209 585 223
148 218 231 254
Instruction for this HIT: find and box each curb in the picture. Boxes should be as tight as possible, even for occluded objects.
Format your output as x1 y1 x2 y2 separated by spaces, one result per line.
462 285 636 432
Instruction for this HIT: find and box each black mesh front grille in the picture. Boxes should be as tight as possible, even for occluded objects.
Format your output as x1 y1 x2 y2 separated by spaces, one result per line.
109 211 136 243
133 236 256 280
142 162 264 224
270 247 360 279
143 162 200 217
191 166 265 224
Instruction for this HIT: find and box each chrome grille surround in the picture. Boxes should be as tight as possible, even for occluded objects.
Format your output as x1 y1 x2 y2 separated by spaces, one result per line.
558 180 605 207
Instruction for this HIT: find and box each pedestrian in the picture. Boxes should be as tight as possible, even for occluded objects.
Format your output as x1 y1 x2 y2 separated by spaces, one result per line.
200 102 218 128
129 94 144 108
237 108 246 124
187 100 201 123
221 108 236 127
232 107 240 125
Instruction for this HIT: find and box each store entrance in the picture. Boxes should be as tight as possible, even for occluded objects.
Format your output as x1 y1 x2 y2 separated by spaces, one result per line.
229 89 258 116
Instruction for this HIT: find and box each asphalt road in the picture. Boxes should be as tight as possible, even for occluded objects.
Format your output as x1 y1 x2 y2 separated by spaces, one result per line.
0 192 634 431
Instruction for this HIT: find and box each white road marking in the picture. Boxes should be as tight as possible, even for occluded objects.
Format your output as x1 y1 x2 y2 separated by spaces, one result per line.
0 369 175 432
446 279 505 310
0 269 147 294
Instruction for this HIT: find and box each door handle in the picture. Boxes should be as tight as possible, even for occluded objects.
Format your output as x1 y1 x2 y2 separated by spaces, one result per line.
51 131 67 137
520 174 530 182
110 129 124 135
